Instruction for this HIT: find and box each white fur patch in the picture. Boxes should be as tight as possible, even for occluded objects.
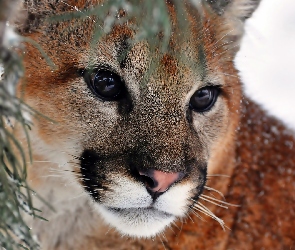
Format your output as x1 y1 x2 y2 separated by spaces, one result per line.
96 205 175 237
103 174 152 208
155 182 195 216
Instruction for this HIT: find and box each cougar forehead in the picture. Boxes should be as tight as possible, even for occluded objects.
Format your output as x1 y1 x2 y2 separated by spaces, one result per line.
22 0 242 239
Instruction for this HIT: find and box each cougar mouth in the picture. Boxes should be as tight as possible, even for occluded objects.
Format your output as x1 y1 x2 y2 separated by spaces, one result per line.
108 206 173 218
96 205 176 237
79 149 207 237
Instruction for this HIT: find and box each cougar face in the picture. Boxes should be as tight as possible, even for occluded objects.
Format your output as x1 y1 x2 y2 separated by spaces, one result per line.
21 0 248 238
77 39 230 236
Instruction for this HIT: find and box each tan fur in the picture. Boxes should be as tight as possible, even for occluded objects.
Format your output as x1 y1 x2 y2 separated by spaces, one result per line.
16 0 295 249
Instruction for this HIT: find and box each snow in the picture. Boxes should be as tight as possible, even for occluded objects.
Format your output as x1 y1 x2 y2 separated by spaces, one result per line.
236 0 295 129
0 64 3 80
3 23 20 48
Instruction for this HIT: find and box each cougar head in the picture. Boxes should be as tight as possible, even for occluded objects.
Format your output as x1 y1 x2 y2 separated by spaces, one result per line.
21 0 260 237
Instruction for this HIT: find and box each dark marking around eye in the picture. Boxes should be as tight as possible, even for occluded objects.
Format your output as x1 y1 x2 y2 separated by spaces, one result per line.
118 92 133 115
198 46 207 81
116 36 131 69
186 108 193 123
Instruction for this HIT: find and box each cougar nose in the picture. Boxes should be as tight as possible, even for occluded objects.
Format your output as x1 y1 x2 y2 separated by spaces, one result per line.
139 169 184 198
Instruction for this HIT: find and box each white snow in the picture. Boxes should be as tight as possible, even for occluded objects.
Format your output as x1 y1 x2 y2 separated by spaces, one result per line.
0 64 3 80
236 0 295 129
3 23 20 48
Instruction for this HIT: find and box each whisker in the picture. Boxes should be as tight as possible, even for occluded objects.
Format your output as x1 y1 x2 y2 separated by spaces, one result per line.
68 162 82 167
49 171 81 177
70 165 88 171
212 29 234 46
68 192 88 201
187 213 195 223
161 231 168 242
192 204 213 218
49 169 80 176
159 234 167 250
204 186 225 199
198 196 228 209
105 226 113 236
221 72 239 78
214 44 239 56
49 168 78 173
189 207 205 221
212 41 235 55
192 203 216 220
201 194 240 207
196 202 223 220
192 202 226 230
167 224 176 234
171 221 181 231
207 174 230 178
40 174 64 178
180 219 184 234
192 207 216 226
27 160 53 163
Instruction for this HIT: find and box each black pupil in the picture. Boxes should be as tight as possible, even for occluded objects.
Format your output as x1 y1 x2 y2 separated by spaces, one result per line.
195 89 211 104
93 70 122 98
190 87 217 112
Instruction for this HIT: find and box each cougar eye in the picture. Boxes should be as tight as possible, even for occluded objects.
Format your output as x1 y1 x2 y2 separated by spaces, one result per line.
189 86 219 112
84 69 125 101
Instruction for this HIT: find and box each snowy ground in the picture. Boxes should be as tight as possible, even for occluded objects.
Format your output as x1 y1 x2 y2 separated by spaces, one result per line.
236 0 295 129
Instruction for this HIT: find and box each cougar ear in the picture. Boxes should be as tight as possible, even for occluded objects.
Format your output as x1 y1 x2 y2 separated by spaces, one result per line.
205 0 261 21
202 0 261 56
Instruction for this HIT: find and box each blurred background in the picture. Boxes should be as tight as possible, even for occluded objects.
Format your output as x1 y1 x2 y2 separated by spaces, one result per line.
236 0 295 128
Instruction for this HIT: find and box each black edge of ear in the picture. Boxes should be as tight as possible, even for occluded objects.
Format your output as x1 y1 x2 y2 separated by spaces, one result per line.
204 0 231 16
204 0 262 21
241 0 262 20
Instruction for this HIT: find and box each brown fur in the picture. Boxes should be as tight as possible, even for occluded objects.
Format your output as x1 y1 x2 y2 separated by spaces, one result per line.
16 0 295 249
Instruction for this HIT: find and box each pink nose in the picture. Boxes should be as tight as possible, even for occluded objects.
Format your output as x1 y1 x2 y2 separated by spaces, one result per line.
139 169 184 193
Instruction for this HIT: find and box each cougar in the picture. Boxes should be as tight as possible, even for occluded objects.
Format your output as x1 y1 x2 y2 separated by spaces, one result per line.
15 0 295 249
